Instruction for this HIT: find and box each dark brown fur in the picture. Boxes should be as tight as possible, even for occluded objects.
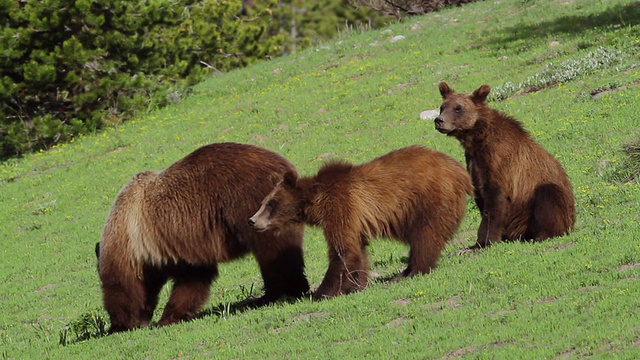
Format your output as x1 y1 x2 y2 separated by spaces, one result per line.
249 146 472 299
435 82 576 251
96 142 309 333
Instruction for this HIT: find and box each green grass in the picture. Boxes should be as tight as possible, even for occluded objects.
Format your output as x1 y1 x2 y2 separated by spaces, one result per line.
2 0 640 358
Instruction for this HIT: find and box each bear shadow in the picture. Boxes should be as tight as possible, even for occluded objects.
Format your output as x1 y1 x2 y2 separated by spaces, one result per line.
371 255 410 284
195 293 312 321
486 2 640 50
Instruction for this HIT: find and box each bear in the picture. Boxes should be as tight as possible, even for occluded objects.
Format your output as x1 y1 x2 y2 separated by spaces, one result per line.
434 82 576 252
96 142 309 333
248 145 473 299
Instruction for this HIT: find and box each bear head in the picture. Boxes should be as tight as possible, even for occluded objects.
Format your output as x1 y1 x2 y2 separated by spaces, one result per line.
249 171 304 233
434 82 491 135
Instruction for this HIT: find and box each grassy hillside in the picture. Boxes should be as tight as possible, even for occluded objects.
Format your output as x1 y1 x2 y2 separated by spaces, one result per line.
2 0 639 358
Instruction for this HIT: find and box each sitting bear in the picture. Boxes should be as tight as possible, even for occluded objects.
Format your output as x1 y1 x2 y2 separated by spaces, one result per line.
435 82 576 251
249 145 472 299
97 142 309 333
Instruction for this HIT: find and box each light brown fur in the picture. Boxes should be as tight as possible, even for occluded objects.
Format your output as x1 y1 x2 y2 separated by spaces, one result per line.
250 146 472 299
97 142 309 333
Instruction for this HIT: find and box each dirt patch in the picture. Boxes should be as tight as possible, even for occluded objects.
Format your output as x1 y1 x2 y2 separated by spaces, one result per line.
34 283 57 293
444 345 476 359
105 145 129 154
591 78 640 99
273 311 330 336
620 275 640 282
444 339 516 359
426 295 462 312
390 298 411 306
557 345 578 359
385 317 407 328
547 241 574 251
617 261 640 272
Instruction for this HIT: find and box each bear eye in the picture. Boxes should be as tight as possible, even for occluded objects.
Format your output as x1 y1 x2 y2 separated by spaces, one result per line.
454 105 462 113
267 199 278 212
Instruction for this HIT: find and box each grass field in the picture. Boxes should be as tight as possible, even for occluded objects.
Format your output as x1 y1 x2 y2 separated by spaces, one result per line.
1 0 640 358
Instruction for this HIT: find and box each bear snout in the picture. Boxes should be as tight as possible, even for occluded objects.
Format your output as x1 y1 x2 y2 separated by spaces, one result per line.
248 214 269 231
434 116 449 133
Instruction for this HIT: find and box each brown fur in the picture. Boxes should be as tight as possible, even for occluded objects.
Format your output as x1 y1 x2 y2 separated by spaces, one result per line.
96 142 309 333
249 146 472 299
435 82 576 251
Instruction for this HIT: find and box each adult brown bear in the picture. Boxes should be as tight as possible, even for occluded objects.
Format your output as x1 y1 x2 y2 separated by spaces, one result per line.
96 142 309 333
435 82 576 252
249 146 472 299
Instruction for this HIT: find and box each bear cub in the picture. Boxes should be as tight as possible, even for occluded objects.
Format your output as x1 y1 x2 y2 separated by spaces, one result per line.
249 145 472 299
435 82 576 251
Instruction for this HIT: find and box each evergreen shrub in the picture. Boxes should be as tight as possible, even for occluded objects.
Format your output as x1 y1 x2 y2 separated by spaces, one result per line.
0 0 281 160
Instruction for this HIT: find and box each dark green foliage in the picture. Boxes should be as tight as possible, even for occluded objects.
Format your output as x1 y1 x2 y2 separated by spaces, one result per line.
0 0 391 161
58 311 108 345
604 138 640 184
351 0 479 18
621 139 640 183
267 0 392 53
0 0 281 160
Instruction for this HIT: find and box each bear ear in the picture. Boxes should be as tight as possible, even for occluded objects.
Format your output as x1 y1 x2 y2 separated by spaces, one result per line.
438 81 456 100
438 82 454 99
472 85 491 104
282 171 298 189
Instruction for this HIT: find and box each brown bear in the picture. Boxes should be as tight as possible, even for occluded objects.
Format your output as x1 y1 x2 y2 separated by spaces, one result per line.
248 145 473 299
435 82 576 252
96 142 309 333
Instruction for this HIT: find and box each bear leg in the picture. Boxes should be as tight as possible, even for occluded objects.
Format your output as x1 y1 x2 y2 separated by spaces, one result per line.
249 227 310 306
527 183 574 241
140 266 169 325
343 241 370 293
397 226 446 279
98 249 154 333
102 275 147 334
157 264 218 327
315 241 368 299
467 190 508 250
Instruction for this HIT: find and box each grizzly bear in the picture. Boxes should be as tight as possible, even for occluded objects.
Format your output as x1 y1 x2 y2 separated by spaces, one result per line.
249 145 473 299
96 142 309 333
435 82 576 252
